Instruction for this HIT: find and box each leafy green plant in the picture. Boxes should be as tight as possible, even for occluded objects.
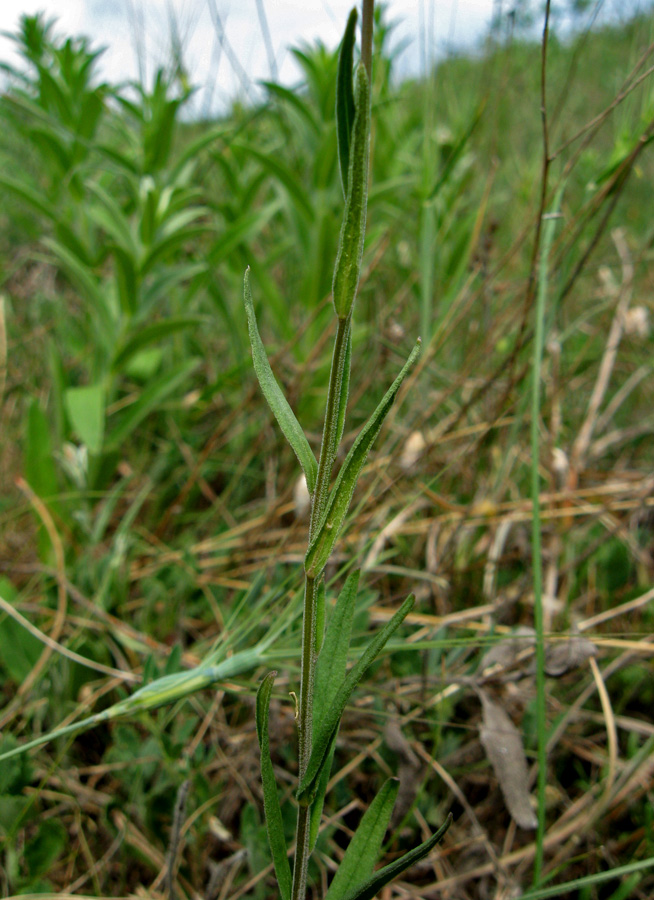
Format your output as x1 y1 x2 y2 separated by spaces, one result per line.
245 6 451 899
1 18 220 487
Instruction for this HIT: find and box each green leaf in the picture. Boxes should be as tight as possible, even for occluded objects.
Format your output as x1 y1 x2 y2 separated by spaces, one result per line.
262 81 319 133
64 383 105 455
244 269 318 493
336 8 358 196
43 237 116 343
104 358 199 450
87 182 139 259
305 341 421 580
297 593 415 804
208 202 281 268
326 778 399 900
0 579 42 684
235 142 314 222
112 316 202 372
332 63 370 320
314 571 359 728
309 572 361 847
314 578 326 656
24 399 58 503
309 732 338 851
25 818 67 880
336 814 453 900
334 322 352 463
255 672 292 900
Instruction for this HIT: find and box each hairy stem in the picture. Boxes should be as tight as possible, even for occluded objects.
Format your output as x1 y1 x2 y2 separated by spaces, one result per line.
292 7 375 898
291 574 319 900
309 315 351 541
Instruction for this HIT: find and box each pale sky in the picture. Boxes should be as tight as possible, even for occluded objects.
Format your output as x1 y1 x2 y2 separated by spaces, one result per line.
0 0 645 115
0 0 502 115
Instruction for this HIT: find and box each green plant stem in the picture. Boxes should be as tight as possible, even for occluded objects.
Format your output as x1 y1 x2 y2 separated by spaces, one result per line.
297 575 319 777
293 8 374 896
293 314 349 898
291 576 319 900
309 315 351 540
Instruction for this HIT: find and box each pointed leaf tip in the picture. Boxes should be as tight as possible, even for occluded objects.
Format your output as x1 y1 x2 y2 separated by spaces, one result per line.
336 7 358 196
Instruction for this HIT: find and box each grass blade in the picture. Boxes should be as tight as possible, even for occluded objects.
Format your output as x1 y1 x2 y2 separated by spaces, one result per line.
297 593 415 804
0 647 269 764
244 268 318 493
336 813 453 900
336 7 358 196
305 340 421 579
325 778 399 900
256 672 293 900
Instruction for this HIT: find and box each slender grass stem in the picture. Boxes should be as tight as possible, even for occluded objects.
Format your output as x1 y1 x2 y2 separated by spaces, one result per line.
531 185 563 885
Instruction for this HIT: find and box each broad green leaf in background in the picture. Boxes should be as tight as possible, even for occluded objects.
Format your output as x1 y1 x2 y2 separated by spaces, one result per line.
25 819 67 881
104 358 200 450
325 778 399 900
305 340 421 579
0 579 42 684
43 237 116 345
244 268 318 493
255 672 292 900
235 143 315 223
64 383 105 455
297 593 415 804
24 399 58 503
112 316 203 372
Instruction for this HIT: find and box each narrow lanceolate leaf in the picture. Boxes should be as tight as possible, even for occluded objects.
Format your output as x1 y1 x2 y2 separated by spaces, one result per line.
305 341 421 580
334 322 352 452
309 570 360 850
336 814 453 900
325 778 399 900
332 63 371 320
336 7 358 196
244 268 318 493
255 673 293 900
314 578 326 656
314 570 360 728
297 594 415 804
309 732 338 851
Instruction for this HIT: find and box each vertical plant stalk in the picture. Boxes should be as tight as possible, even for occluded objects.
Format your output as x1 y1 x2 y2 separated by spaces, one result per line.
291 7 375 900
309 317 351 539
531 183 563 886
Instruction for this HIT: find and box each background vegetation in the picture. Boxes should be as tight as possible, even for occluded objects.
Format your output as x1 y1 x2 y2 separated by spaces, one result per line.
1 2 653 898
